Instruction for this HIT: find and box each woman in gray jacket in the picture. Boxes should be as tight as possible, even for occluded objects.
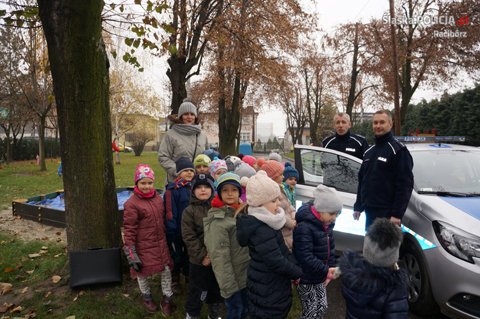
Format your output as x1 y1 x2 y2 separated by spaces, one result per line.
158 98 209 184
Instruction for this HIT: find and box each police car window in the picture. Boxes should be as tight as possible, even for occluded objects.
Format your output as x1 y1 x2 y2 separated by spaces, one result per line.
301 149 360 193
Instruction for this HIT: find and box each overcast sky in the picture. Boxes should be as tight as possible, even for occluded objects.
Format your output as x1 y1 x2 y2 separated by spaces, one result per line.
258 0 474 136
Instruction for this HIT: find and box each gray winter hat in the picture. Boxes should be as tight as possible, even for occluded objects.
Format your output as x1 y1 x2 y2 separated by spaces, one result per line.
178 98 197 118
363 218 403 268
313 184 343 213
268 152 282 162
234 162 256 179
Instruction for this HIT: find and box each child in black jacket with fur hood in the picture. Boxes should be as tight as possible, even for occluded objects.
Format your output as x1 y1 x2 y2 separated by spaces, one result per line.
340 218 409 319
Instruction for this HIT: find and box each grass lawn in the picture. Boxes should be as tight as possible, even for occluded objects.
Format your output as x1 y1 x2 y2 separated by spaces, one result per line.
0 152 165 210
283 152 294 159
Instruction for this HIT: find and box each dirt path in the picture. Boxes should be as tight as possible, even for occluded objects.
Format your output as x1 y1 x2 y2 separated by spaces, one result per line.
0 209 67 243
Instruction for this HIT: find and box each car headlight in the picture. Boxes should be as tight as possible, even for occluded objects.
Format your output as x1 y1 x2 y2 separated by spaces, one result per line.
433 221 480 264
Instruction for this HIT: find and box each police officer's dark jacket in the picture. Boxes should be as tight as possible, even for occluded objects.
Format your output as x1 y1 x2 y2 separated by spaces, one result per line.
353 131 413 219
322 130 369 159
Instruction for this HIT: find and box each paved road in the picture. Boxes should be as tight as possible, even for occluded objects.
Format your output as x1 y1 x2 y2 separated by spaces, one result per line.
253 153 451 319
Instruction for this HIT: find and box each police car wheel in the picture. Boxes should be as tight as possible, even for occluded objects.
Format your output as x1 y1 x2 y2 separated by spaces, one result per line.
401 241 440 316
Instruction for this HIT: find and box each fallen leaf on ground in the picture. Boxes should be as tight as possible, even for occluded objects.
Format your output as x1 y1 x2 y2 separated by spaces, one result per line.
26 270 34 275
0 240 6 245
0 283 12 295
73 290 85 302
15 263 22 269
47 309 52 314
3 267 15 273
43 300 51 306
41 246 48 250
21 287 28 294
39 250 48 254
24 311 36 318
123 294 130 298
28 254 41 259
56 238 62 242
9 305 22 313
44 291 53 298
54 253 62 258
51 276 61 283
65 316 75 319
0 302 13 313
56 232 61 235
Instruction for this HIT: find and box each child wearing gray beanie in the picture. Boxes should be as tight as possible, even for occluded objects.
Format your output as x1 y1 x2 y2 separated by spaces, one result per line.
292 184 342 318
339 218 408 319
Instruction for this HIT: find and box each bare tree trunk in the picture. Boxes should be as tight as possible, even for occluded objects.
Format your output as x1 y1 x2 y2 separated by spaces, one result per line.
38 116 47 171
346 23 359 118
38 0 121 250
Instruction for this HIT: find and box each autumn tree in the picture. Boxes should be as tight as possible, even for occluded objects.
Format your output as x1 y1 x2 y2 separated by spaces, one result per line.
278 76 308 146
0 25 34 163
301 53 336 146
327 23 385 118
193 0 314 156
37 0 122 250
367 0 480 125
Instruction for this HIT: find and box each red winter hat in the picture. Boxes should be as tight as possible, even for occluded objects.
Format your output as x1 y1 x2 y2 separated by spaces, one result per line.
242 155 256 168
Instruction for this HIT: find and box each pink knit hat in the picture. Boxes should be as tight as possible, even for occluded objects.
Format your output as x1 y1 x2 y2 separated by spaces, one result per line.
134 164 155 184
242 155 256 168
241 171 280 207
209 158 228 176
261 160 284 180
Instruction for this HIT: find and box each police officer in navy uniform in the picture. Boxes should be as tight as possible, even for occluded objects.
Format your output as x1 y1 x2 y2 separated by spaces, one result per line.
322 112 369 159
353 110 414 230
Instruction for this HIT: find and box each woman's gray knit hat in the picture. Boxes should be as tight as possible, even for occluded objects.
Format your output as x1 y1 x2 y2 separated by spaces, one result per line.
363 218 403 268
178 98 197 118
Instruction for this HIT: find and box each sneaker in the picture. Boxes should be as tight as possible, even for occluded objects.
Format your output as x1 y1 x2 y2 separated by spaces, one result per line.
161 295 174 316
142 297 158 313
208 302 223 319
186 313 200 319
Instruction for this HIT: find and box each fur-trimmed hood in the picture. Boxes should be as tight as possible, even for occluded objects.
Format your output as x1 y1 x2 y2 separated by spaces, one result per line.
340 250 408 302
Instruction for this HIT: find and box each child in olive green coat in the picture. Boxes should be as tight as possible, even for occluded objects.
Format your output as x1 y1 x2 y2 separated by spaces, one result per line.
204 173 250 319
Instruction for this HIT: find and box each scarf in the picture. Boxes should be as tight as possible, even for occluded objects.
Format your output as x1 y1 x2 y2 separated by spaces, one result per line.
211 194 242 209
248 206 286 230
282 183 296 208
173 177 191 189
172 123 202 136
134 186 156 198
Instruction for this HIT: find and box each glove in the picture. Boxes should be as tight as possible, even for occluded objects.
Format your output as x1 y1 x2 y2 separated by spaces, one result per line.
123 245 142 272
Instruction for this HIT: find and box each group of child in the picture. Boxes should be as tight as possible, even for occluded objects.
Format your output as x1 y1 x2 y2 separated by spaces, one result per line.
122 151 409 319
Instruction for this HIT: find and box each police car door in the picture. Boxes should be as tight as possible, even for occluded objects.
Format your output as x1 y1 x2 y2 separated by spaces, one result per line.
293 144 365 252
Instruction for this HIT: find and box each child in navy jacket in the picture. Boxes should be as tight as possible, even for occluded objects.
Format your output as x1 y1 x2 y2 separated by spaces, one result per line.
164 157 195 294
340 218 408 319
293 185 342 319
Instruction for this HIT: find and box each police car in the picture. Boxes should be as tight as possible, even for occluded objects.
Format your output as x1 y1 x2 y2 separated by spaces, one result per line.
294 140 480 319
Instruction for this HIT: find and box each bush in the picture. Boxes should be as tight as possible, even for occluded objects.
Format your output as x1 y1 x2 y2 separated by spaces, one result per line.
0 137 61 161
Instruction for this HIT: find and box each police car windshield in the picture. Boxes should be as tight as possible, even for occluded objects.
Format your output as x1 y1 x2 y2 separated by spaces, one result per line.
411 149 480 195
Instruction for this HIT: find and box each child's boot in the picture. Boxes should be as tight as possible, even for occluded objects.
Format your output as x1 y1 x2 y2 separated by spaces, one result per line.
186 313 200 319
208 302 223 319
141 294 158 313
171 272 182 294
160 294 174 316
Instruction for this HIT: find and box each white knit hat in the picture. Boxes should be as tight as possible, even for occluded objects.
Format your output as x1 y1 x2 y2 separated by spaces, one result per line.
242 171 280 207
313 184 343 212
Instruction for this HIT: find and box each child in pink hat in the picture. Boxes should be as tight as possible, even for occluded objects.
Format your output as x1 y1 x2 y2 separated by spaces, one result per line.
123 164 174 315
